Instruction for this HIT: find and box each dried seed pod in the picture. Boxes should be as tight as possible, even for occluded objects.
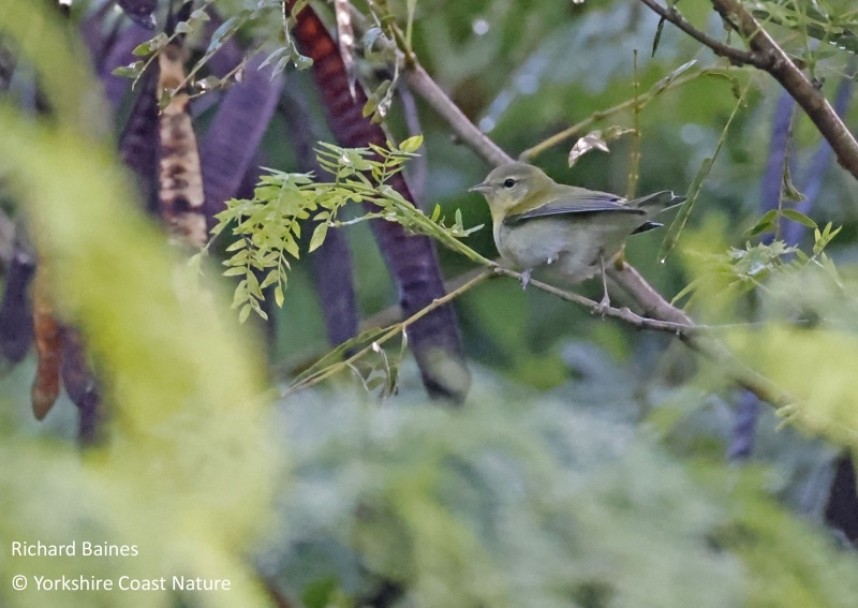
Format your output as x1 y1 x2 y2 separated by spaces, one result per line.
31 270 62 420
158 44 206 249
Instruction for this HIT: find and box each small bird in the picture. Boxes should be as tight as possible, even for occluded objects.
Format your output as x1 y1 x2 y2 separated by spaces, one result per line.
470 162 684 308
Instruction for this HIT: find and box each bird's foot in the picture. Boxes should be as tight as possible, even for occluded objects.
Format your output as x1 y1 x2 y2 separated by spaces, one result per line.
596 292 611 317
520 269 532 290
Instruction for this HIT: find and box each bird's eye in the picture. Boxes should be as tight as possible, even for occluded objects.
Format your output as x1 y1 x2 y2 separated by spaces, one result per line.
503 178 516 188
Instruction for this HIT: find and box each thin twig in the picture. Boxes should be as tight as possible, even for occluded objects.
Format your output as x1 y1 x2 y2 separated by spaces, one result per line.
519 68 718 162
285 268 494 395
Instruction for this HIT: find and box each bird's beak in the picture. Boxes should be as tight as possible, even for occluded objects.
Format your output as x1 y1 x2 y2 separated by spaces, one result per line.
469 182 492 194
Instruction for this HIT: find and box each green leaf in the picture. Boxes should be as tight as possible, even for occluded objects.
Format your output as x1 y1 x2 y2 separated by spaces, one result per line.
283 236 300 259
430 204 442 222
225 238 248 252
158 90 173 111
190 8 210 22
111 61 145 79
745 209 780 237
260 270 280 289
293 54 313 71
259 47 289 71
652 17 666 57
246 271 261 296
362 27 388 60
207 16 241 54
238 303 252 324
309 222 329 252
782 164 806 202
399 135 424 153
195 75 221 92
781 209 816 229
132 33 168 57
705 72 743 101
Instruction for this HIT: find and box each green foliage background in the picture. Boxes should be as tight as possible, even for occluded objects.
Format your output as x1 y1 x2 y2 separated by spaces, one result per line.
2 0 858 607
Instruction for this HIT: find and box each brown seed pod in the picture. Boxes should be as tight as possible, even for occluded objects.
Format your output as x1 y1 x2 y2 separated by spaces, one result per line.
31 269 62 420
158 44 206 249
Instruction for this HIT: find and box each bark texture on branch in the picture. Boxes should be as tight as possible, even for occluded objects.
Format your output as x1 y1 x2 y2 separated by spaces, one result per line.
639 0 858 180
709 0 858 180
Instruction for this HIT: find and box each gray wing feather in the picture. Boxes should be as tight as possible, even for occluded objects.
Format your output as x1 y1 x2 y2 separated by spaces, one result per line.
504 194 644 226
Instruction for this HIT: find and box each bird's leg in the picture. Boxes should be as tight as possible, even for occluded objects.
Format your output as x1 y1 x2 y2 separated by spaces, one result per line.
597 254 611 314
520 268 532 290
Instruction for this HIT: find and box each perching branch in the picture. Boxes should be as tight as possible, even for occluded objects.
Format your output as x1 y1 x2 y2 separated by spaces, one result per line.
608 263 791 407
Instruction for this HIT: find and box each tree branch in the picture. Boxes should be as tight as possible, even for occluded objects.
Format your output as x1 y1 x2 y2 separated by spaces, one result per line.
405 65 511 167
710 0 858 180
640 0 858 181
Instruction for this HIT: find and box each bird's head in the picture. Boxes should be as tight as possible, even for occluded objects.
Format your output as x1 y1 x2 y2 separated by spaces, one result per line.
469 162 554 216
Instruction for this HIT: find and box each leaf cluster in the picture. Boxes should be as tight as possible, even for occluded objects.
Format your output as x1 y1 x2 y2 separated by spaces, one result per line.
751 0 858 56
675 220 842 307
211 135 485 322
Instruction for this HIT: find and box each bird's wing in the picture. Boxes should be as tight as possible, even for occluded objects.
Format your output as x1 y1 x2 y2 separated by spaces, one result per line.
504 193 645 226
